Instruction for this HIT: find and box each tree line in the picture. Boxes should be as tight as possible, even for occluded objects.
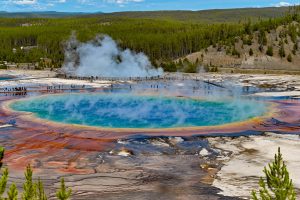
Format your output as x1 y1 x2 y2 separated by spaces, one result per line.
0 6 300 72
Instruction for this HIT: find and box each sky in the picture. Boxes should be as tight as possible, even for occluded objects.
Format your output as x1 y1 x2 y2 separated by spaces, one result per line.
0 0 300 13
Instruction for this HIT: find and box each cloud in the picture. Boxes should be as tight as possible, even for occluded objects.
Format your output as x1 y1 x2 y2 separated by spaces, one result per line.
273 1 293 7
104 0 144 5
11 0 37 5
77 0 96 6
5 0 68 10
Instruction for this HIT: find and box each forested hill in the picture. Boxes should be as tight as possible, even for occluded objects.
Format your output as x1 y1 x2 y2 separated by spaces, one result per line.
104 7 290 23
0 7 290 22
0 6 300 74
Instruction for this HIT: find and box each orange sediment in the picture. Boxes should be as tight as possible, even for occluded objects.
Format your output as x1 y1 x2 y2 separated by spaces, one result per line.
0 95 299 174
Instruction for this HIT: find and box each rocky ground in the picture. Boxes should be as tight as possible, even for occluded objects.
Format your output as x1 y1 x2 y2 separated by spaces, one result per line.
5 133 299 200
211 133 300 199
6 136 239 200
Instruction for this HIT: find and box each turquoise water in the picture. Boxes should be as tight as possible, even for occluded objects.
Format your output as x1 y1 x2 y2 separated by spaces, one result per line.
11 93 267 129
0 77 13 80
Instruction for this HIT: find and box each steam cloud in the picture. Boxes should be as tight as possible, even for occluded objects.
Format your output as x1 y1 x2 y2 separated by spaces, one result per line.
62 34 163 77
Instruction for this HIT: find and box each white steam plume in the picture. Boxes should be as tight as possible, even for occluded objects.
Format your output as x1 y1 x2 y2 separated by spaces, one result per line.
62 34 163 77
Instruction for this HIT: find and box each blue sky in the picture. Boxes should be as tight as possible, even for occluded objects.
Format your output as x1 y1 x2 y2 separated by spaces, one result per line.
1 0 300 12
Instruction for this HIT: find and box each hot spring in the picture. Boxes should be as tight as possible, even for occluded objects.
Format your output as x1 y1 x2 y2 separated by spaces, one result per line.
0 76 13 81
10 93 268 129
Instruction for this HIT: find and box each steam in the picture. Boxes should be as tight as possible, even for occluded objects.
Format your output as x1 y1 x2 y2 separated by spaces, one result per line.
62 34 163 77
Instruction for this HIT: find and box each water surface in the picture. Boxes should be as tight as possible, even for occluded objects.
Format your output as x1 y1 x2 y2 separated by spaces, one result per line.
0 76 13 81
11 93 267 129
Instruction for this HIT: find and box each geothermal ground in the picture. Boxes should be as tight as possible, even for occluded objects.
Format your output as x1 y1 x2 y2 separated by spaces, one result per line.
0 69 300 199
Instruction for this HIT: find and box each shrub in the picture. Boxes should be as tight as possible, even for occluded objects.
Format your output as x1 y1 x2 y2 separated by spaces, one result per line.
232 48 240 57
56 178 72 200
22 165 36 200
37 179 48 200
0 147 8 199
279 41 286 58
287 54 292 62
249 48 254 56
246 38 252 45
259 45 264 52
7 183 18 200
266 46 273 56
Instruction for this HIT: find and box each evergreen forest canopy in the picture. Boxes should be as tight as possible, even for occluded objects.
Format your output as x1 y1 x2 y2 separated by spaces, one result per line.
0 6 300 71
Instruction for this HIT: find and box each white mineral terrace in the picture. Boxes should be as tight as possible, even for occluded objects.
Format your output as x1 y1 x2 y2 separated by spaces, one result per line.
211 133 300 199
1 70 300 93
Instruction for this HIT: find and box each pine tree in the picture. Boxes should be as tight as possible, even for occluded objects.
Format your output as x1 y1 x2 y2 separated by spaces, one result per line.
259 45 264 52
251 147 296 200
293 43 298 52
279 41 286 58
0 168 8 198
37 179 47 200
0 147 4 169
244 18 252 34
7 183 18 200
287 54 292 62
0 147 19 200
0 147 8 199
56 178 71 200
266 46 273 56
249 48 254 56
22 165 37 200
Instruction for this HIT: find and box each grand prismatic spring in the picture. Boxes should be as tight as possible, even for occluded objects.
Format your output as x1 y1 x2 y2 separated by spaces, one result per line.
10 93 267 129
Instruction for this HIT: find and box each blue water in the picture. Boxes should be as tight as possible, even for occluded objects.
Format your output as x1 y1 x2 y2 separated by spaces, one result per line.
11 93 267 129
0 77 13 80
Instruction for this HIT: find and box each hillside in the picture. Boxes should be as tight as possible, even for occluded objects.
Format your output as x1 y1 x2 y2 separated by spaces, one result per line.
0 7 290 22
105 7 290 23
181 22 300 74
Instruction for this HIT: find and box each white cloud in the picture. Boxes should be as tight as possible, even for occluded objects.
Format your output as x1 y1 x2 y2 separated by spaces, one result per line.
6 0 66 8
11 0 37 5
273 1 293 7
104 0 144 5
273 1 300 7
77 0 96 6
